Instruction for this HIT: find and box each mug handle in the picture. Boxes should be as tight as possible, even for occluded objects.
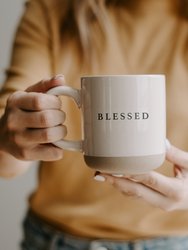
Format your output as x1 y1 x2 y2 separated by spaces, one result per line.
47 86 83 152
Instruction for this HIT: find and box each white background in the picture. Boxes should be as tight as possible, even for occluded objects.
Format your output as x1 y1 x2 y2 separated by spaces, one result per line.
0 1 37 249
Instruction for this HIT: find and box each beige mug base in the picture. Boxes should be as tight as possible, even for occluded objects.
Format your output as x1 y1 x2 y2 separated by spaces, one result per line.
84 153 165 175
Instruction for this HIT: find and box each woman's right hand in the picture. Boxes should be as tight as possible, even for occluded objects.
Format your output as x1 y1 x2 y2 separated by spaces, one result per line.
0 75 67 162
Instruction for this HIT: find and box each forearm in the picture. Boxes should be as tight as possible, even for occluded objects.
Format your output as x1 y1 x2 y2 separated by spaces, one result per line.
0 150 32 178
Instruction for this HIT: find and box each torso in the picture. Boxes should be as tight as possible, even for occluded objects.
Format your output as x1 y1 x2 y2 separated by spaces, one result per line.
30 0 188 240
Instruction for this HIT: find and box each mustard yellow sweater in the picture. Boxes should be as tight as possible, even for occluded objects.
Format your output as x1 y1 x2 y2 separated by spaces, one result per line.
1 0 188 240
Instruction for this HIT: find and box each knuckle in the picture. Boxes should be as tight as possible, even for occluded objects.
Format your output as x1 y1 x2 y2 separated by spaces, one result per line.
140 173 157 186
32 94 45 110
112 177 142 197
39 111 52 127
39 126 67 143
146 175 157 186
129 187 141 197
41 129 54 142
124 189 141 198
113 179 141 197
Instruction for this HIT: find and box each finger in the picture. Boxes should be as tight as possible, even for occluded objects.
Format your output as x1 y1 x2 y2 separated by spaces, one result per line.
166 143 188 169
8 91 62 111
10 109 66 129
26 110 65 128
14 125 67 146
26 144 64 161
174 165 184 178
26 75 65 93
124 171 183 200
102 175 173 210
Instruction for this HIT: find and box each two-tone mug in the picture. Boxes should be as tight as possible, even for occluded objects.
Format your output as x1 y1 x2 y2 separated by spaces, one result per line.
47 75 166 175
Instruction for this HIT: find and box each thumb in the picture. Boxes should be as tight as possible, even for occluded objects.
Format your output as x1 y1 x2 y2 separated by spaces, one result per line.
166 139 188 169
26 75 65 93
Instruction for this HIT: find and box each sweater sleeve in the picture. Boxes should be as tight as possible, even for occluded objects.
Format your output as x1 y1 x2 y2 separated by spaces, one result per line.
0 0 54 113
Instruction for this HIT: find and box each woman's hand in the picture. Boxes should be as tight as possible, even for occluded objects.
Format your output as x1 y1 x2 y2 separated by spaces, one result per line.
95 141 188 211
0 75 66 162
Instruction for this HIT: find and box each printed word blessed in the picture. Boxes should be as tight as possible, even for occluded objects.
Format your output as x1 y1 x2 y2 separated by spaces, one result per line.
97 112 149 120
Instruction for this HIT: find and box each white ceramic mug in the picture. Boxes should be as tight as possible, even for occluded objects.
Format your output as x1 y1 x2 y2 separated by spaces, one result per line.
47 75 166 174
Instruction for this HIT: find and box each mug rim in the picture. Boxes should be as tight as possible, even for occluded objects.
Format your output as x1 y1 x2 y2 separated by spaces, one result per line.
81 74 165 79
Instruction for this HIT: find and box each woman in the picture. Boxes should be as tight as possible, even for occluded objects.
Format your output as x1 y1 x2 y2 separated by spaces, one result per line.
1 0 188 249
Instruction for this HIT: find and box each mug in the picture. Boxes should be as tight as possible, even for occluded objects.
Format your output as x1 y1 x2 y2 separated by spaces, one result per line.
47 75 166 175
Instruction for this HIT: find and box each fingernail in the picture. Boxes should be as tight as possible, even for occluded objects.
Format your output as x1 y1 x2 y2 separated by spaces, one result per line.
112 174 124 177
166 138 171 151
94 175 106 182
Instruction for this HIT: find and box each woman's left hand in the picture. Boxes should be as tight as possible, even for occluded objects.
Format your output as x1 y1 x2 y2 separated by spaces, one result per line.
95 141 188 211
